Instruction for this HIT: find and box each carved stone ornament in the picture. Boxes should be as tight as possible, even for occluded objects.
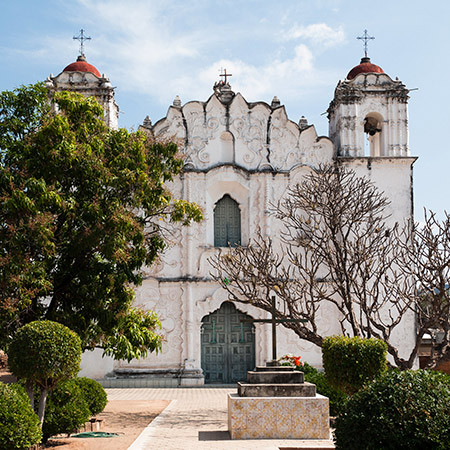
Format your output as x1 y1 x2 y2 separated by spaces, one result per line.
149 88 333 172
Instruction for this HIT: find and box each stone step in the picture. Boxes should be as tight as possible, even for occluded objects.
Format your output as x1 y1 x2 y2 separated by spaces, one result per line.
279 446 335 449
255 365 296 372
247 370 305 384
237 381 316 397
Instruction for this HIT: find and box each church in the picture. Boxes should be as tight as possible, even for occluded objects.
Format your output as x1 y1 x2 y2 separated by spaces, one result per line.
45 41 417 386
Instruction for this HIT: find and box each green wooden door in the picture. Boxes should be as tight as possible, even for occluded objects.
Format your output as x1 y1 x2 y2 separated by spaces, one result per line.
201 302 255 384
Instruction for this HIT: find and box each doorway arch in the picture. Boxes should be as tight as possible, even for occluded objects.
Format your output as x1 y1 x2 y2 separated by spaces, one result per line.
201 302 255 383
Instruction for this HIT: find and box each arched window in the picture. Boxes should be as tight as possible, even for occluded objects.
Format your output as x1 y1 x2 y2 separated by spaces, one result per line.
214 195 241 247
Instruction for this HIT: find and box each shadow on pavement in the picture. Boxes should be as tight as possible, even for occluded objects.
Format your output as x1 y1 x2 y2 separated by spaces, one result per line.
198 431 231 441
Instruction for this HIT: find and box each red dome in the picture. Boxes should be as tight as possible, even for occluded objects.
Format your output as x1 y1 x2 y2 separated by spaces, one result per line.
63 55 101 78
347 57 384 80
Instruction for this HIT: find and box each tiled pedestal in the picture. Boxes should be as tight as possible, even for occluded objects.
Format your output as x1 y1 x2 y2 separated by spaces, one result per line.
228 393 330 439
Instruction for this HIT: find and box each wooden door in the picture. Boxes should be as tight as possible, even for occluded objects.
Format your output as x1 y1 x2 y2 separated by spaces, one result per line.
201 302 255 383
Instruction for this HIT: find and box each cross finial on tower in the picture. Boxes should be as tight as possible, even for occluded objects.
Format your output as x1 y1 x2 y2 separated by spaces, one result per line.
357 29 375 58
73 29 92 57
219 68 232 84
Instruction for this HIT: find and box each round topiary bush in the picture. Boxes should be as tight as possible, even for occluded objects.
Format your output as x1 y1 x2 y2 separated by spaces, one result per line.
8 320 82 424
334 369 450 450
42 379 91 441
8 320 81 388
73 377 107 416
0 382 42 450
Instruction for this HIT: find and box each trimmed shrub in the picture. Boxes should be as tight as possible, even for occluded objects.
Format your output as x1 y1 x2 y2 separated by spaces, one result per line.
73 377 107 416
0 382 42 450
334 369 450 450
322 336 387 395
8 320 82 424
42 379 91 441
8 320 82 389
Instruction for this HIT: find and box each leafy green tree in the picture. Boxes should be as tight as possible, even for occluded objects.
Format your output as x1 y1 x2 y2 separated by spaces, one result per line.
8 320 81 425
0 382 42 450
0 83 202 360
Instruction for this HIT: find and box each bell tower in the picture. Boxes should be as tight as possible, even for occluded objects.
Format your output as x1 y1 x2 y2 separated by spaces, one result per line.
328 32 410 158
45 30 119 129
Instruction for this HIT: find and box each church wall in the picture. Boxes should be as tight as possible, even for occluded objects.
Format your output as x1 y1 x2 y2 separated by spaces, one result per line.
71 67 419 380
338 157 417 365
113 160 354 378
341 157 415 224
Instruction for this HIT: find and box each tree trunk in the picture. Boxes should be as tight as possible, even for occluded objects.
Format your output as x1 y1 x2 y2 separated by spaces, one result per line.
38 387 48 426
25 381 35 411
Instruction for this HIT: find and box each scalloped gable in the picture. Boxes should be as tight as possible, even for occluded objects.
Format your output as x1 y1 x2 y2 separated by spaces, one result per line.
50 70 104 86
343 72 405 90
149 90 334 171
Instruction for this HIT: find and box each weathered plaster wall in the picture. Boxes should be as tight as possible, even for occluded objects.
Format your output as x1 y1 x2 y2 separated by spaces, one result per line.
80 78 417 379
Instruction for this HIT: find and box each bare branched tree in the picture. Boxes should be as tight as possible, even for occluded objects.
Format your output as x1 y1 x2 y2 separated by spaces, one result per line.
394 210 450 369
209 164 420 369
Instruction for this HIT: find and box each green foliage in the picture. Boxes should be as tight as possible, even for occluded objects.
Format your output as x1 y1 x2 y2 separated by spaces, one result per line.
322 336 387 395
334 370 450 450
73 377 107 416
303 367 348 416
42 379 91 441
282 359 348 416
300 361 319 376
0 84 203 360
103 307 162 362
8 320 81 391
0 382 42 450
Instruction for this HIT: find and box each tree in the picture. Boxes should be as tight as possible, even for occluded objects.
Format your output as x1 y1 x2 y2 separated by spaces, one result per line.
209 164 419 369
0 84 202 359
8 320 81 426
394 210 450 369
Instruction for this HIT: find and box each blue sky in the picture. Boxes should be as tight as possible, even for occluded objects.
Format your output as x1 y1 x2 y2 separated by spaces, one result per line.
1 0 449 220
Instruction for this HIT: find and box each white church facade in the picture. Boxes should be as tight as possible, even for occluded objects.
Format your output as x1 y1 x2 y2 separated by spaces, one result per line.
47 51 417 385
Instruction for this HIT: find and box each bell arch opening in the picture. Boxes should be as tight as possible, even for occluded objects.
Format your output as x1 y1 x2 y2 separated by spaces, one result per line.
364 112 384 157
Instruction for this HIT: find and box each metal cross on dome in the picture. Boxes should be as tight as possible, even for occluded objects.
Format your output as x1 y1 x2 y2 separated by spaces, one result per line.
357 29 375 57
220 68 232 84
73 29 92 56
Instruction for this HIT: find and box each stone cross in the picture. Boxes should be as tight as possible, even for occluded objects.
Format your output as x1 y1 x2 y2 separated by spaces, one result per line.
357 29 375 57
220 68 232 84
242 295 307 364
73 29 92 56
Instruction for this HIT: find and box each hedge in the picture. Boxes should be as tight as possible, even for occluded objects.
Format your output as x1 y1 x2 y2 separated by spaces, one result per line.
322 335 387 395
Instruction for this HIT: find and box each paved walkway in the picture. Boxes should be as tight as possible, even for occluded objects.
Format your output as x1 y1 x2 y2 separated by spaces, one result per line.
106 388 335 450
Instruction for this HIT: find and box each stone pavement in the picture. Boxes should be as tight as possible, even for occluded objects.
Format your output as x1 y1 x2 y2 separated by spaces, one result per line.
106 387 335 450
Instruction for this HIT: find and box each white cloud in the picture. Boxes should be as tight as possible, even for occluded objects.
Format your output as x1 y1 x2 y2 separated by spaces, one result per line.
169 44 337 109
283 23 345 49
28 1 342 126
